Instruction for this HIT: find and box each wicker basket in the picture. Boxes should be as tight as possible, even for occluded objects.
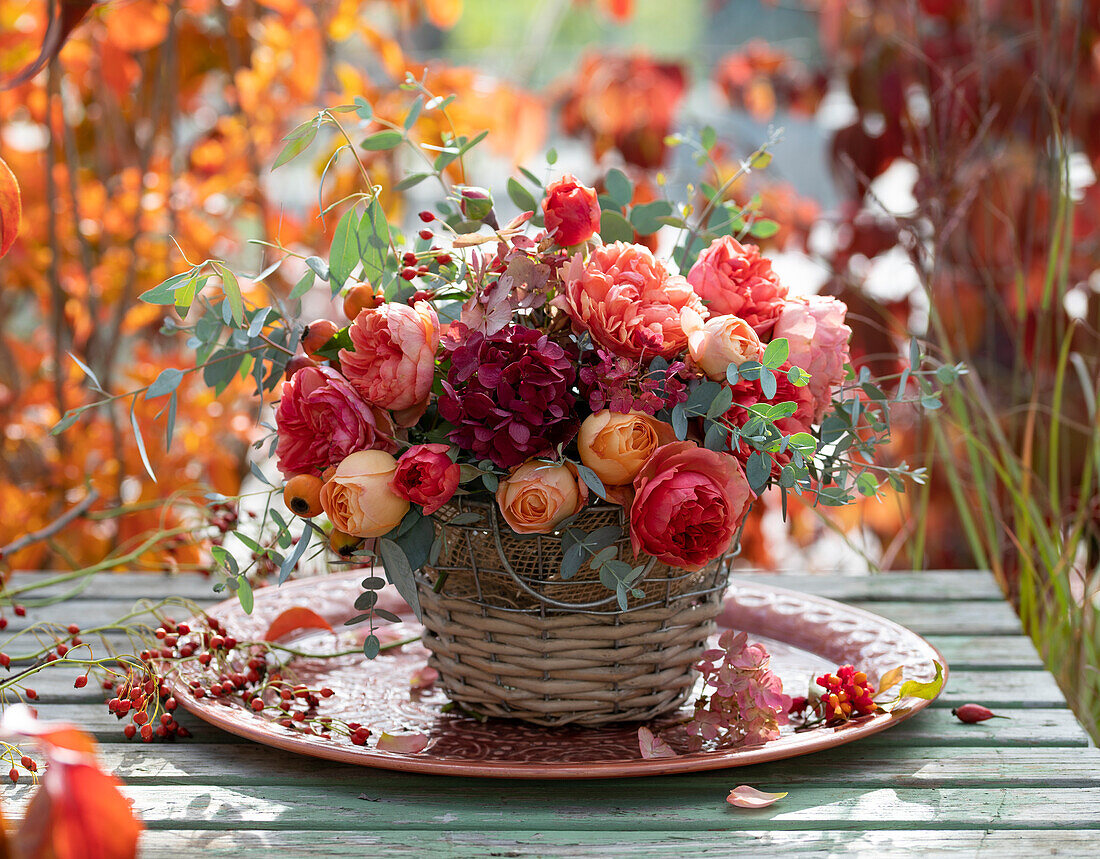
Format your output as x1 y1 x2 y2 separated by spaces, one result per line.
416 499 733 727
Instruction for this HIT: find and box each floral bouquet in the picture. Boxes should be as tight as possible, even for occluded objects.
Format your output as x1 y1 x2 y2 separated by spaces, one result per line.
68 80 946 726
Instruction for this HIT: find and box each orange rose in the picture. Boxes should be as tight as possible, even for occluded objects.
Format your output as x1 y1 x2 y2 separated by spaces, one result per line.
681 306 765 380
495 460 589 534
320 450 409 537
577 410 674 486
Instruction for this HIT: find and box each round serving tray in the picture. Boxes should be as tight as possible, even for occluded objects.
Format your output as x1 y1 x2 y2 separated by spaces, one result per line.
166 571 946 779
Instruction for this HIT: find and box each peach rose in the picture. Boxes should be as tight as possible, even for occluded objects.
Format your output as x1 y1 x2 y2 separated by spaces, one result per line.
339 301 440 423
495 460 589 535
320 450 409 538
558 242 707 360
681 306 765 381
630 442 753 570
577 410 675 486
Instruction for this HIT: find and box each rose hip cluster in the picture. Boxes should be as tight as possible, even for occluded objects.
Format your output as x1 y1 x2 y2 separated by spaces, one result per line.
789 664 878 727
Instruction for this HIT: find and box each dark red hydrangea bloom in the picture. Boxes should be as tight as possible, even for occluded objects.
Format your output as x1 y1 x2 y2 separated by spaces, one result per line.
723 361 815 474
578 348 689 415
438 325 579 469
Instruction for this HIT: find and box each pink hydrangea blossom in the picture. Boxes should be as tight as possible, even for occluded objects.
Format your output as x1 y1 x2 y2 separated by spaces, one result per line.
772 295 852 419
686 630 791 750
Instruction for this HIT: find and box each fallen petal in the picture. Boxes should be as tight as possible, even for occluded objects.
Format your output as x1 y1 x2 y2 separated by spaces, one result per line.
410 666 439 690
377 731 429 754
637 726 678 759
727 785 787 808
875 665 905 697
263 607 333 642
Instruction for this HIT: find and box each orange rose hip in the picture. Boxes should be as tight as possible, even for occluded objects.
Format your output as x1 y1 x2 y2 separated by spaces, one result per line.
302 318 339 356
342 283 380 320
283 474 324 518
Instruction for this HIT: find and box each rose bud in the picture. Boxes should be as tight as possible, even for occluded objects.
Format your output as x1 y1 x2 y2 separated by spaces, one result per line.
457 186 496 225
302 319 339 356
283 474 324 518
391 444 460 515
320 450 409 538
680 306 766 381
342 283 381 320
578 410 675 486
496 461 588 535
952 703 1002 723
542 174 601 247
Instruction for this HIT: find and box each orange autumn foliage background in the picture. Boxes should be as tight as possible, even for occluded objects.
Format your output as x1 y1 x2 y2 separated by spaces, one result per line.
1 0 1098 586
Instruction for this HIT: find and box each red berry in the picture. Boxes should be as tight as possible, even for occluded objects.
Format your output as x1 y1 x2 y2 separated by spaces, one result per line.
176 623 190 635
133 711 148 726
400 268 417 281
24 688 36 700
13 605 25 617
20 755 32 768
435 253 452 265
165 697 177 711
8 769 17 784
209 636 224 650
418 211 435 222
251 698 264 712
160 714 172 726
140 725 153 741
193 688 206 699
74 675 88 689
402 252 418 266
0 653 10 669
67 624 80 635
320 688 334 698
198 653 212 666
177 726 191 738
952 703 998 723
350 733 366 745
155 628 166 640
55 644 68 657
418 229 433 240
123 724 136 739
0 617 7 630
71 637 82 646
223 637 237 650
155 725 167 738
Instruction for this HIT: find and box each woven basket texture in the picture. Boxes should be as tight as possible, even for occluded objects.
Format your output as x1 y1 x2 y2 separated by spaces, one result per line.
417 499 731 727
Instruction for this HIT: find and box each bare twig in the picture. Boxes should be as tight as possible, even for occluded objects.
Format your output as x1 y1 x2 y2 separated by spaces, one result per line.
0 489 100 560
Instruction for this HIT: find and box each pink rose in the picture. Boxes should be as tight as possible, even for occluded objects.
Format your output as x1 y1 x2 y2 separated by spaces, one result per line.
680 306 765 381
274 366 396 478
629 441 753 570
687 236 787 336
772 295 852 419
724 362 815 475
542 174 601 247
339 301 440 424
391 444 460 515
559 241 707 360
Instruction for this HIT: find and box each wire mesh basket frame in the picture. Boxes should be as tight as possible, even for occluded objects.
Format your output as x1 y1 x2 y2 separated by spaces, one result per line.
414 498 740 725
419 497 740 617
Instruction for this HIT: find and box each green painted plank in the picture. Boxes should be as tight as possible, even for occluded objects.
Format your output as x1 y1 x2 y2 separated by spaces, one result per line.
925 635 1042 669
19 702 1087 749
133 829 1100 857
734 571 1003 602
62 745 1100 789
847 600 1023 636
6 784 1100 830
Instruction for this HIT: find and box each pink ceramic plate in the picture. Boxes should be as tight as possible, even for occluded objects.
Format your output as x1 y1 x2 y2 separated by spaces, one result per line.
167 572 947 779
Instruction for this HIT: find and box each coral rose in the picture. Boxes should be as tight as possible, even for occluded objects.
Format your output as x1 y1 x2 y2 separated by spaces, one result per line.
687 236 787 335
559 242 707 360
339 300 440 424
681 306 765 380
320 450 409 538
542 174 601 247
391 444 460 516
772 295 852 419
630 442 753 570
274 365 396 478
495 460 588 535
577 410 675 486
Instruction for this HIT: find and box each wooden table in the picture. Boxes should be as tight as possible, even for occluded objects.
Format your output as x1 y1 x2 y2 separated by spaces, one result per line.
4 569 1099 857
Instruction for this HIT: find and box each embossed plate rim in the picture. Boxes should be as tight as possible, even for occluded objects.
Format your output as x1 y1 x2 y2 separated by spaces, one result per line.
167 572 948 779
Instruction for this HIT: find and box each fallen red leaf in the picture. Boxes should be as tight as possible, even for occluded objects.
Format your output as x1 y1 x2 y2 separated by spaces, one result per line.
262 606 333 641
2 705 143 859
0 156 21 259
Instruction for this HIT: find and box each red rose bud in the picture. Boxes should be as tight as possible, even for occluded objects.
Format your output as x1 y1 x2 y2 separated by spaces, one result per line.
457 186 495 224
952 703 1000 723
542 174 600 247
391 444 461 515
